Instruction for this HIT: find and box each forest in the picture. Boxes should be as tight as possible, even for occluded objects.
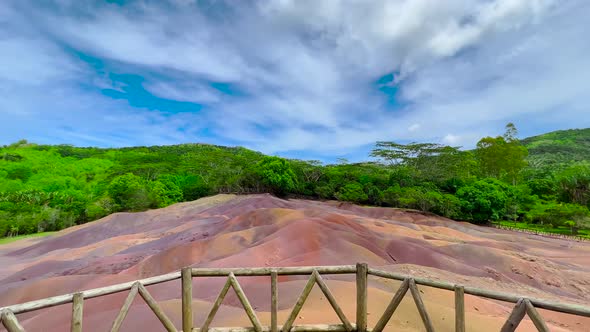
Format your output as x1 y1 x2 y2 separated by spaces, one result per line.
1 124 589 238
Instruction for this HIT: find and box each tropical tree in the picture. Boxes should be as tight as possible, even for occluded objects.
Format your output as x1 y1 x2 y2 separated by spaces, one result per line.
335 182 368 203
456 178 511 223
256 156 297 196
108 173 151 211
476 123 528 184
556 162 590 206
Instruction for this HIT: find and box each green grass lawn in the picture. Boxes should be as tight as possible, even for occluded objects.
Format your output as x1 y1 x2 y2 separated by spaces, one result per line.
0 232 57 245
494 221 590 239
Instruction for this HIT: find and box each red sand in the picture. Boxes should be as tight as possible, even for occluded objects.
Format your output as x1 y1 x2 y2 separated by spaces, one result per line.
1 194 589 331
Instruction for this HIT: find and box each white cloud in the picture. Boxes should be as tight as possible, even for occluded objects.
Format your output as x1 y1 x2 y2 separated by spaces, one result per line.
443 134 461 145
408 124 421 132
1 0 589 160
144 81 222 104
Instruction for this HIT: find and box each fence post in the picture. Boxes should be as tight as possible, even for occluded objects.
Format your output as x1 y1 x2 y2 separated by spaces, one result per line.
182 267 193 332
71 292 84 332
454 285 465 332
356 263 368 332
271 270 278 332
1 310 25 332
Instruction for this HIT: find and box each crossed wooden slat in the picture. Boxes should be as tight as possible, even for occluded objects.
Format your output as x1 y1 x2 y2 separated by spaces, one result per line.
0 273 553 332
202 270 353 332
0 282 179 332
201 272 262 332
109 282 177 332
372 278 551 332
282 270 354 332
500 298 549 332
372 278 434 332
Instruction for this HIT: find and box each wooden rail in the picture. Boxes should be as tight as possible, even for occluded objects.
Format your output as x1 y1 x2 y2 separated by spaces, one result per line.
490 225 590 242
1 263 589 332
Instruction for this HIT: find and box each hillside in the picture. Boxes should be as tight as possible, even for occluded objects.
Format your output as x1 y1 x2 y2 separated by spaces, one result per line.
523 128 590 167
2 126 590 241
1 195 589 331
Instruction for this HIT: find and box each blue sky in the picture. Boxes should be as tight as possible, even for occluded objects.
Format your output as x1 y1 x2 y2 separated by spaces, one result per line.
1 0 590 162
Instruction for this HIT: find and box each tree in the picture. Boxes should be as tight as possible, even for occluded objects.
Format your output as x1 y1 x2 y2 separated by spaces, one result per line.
289 160 324 196
335 183 368 203
439 193 462 219
371 142 455 166
255 156 297 196
9 224 19 237
382 185 402 207
476 123 528 184
108 173 151 211
456 178 511 223
149 176 183 208
3 133 590 239
388 166 419 188
177 174 211 201
556 163 590 206
526 201 589 228
5 164 33 182
564 220 576 234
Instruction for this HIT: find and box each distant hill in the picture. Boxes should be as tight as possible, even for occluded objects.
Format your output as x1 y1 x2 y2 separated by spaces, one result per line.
522 128 590 167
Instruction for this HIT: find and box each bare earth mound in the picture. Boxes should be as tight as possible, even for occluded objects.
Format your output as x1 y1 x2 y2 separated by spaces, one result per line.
1 194 589 331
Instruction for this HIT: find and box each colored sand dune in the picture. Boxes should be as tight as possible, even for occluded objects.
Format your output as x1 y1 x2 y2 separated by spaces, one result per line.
1 194 589 331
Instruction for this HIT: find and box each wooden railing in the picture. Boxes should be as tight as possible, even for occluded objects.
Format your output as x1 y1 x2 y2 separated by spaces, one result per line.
490 224 590 242
1 263 589 332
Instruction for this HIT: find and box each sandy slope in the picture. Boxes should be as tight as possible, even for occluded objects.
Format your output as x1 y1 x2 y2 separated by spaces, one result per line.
1 194 589 331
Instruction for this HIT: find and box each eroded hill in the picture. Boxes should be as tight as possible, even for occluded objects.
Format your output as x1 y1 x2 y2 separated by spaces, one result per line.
1 194 589 331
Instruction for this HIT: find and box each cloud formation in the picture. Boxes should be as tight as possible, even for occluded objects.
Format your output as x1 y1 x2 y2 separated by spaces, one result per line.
1 0 589 161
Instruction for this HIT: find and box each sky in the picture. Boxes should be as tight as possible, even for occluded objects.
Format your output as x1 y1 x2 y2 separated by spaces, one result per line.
1 0 589 162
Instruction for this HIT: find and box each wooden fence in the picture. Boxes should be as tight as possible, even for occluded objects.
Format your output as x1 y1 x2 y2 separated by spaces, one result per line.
491 225 590 242
1 263 589 332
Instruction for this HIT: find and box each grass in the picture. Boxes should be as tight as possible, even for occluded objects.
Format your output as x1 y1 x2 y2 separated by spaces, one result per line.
493 221 590 239
0 232 57 245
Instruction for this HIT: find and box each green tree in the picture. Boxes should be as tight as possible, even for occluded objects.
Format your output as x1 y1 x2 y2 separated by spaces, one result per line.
476 123 528 184
5 164 33 182
564 220 576 234
177 174 211 201
256 156 297 196
526 201 589 227
149 176 183 208
556 163 590 206
436 194 462 219
456 178 511 223
382 185 402 207
108 173 151 211
371 142 451 165
335 183 368 203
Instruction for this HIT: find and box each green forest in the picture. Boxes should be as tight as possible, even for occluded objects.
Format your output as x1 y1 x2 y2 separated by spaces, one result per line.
1 124 589 238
